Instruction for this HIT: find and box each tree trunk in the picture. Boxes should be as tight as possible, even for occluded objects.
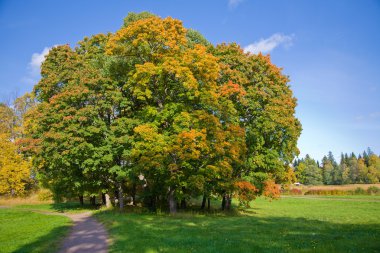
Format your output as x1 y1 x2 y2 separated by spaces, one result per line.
79 195 84 206
168 187 177 214
207 198 211 210
132 182 136 206
101 193 106 206
90 196 96 206
105 193 112 208
180 199 187 209
150 195 156 212
118 182 124 210
221 194 226 210
225 194 231 210
201 194 206 210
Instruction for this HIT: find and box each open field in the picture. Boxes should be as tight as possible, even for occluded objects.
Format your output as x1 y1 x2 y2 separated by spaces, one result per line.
0 208 71 253
94 196 380 253
291 183 380 191
1 195 379 253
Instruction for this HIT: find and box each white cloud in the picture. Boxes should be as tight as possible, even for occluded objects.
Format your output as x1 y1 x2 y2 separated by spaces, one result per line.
29 46 55 76
22 45 59 86
244 33 294 54
228 0 244 8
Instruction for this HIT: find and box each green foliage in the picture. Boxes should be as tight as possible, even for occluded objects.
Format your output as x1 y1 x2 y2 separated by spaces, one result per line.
294 150 380 186
24 13 301 212
294 155 322 185
122 11 157 27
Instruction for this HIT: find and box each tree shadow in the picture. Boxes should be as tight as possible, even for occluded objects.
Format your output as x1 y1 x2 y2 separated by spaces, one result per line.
49 202 97 213
12 225 71 253
94 210 380 253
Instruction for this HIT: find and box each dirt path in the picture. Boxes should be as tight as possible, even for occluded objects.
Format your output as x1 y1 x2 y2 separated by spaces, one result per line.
57 212 109 253
0 206 109 252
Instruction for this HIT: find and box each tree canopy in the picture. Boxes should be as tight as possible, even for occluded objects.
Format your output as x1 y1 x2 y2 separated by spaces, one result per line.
23 12 301 212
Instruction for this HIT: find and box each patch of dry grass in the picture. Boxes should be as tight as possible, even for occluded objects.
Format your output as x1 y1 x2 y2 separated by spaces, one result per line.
294 183 380 191
0 191 53 206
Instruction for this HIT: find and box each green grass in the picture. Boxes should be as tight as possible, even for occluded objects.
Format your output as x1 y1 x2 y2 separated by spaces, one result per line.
95 197 380 253
14 202 97 213
0 208 71 253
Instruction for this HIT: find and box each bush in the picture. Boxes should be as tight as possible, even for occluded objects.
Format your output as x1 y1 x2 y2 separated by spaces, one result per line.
37 188 53 201
354 187 366 195
263 180 281 200
289 188 303 195
367 186 380 195
234 181 258 208
304 189 347 196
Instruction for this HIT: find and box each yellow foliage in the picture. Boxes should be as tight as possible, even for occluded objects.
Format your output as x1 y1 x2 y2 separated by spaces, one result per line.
106 16 187 56
0 134 31 196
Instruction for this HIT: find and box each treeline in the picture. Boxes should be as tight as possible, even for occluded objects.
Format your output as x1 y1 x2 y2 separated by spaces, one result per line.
1 12 301 213
293 149 380 185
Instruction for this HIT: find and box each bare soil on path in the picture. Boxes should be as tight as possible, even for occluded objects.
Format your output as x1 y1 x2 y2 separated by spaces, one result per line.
0 205 109 253
57 211 109 253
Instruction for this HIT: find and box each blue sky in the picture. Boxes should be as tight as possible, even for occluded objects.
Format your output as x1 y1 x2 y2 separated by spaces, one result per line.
1 0 379 161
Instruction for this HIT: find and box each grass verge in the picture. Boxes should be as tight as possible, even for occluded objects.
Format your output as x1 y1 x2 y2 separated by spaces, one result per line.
0 208 71 253
95 196 380 253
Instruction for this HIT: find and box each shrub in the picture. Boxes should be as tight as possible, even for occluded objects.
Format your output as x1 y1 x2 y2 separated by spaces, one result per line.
354 187 366 195
289 188 303 195
263 180 281 200
234 181 259 208
367 186 380 195
304 189 347 196
37 188 53 201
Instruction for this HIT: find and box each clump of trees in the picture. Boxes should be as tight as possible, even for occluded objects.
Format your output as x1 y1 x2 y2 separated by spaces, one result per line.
17 12 301 213
0 94 37 196
293 149 380 185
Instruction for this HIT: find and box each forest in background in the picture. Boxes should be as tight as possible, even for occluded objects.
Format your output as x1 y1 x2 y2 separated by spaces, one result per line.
293 149 380 185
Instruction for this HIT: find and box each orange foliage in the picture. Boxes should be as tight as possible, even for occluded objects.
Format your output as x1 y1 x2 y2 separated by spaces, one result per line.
175 129 208 160
234 180 258 207
263 179 281 200
220 80 246 98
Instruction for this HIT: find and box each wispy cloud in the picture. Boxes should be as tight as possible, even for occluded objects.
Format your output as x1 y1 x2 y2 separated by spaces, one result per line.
355 112 380 122
369 112 380 119
244 33 294 54
23 45 57 85
228 0 244 8
29 46 54 76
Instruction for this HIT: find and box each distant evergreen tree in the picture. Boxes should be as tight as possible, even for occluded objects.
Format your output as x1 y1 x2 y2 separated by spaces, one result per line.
295 155 323 185
294 150 379 185
322 156 334 185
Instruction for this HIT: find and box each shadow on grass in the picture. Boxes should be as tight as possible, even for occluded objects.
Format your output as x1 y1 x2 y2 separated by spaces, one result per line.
94 209 380 253
15 202 98 213
50 202 97 213
12 225 71 253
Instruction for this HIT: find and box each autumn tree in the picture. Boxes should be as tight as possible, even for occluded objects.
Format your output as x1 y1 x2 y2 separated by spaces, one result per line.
25 12 302 212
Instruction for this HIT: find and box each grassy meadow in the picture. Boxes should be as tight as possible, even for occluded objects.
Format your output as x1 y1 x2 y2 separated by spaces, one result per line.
95 196 380 253
0 208 71 253
1 193 379 253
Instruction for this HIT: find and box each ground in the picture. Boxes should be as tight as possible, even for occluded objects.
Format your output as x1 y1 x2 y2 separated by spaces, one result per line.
1 195 379 253
94 196 380 253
